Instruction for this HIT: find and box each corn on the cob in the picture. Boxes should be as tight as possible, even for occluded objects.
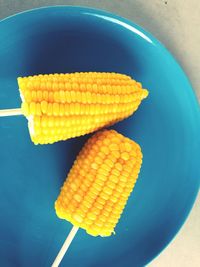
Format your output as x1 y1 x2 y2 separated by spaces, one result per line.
18 72 148 145
55 129 142 237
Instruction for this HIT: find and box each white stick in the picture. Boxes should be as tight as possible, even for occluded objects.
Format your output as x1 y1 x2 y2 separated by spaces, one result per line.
0 108 22 117
51 226 79 267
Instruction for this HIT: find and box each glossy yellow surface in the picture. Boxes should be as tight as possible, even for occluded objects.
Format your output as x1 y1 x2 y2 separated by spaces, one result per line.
18 72 148 144
55 130 143 237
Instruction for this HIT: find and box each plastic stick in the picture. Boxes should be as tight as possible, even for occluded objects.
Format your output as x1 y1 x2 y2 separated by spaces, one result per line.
0 108 22 117
51 226 79 267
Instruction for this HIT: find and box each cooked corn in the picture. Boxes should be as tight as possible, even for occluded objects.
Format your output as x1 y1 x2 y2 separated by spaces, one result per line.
55 129 143 237
18 72 148 144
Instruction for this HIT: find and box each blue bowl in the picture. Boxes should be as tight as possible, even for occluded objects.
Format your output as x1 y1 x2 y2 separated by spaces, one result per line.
0 6 199 267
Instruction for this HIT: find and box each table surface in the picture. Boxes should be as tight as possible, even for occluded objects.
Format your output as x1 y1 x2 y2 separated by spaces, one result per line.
0 1 199 266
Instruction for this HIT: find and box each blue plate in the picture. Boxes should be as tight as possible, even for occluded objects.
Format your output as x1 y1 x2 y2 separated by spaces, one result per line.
0 6 199 267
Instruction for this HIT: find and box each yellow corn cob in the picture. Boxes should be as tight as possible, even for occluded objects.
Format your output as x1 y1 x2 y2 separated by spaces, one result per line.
55 129 142 237
18 72 148 145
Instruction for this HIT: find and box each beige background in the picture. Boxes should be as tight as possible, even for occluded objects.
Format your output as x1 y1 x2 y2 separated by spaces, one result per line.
0 1 199 266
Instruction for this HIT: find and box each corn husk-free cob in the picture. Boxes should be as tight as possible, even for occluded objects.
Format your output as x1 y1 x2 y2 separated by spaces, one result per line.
17 72 148 145
55 129 142 237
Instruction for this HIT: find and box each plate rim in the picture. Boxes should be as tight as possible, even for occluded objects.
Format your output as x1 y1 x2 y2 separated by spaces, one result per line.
0 5 200 266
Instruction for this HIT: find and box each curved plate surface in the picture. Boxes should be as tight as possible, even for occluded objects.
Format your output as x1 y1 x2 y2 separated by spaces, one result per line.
0 6 199 267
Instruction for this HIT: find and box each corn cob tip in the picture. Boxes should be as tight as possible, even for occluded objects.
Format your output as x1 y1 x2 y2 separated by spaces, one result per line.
142 89 149 99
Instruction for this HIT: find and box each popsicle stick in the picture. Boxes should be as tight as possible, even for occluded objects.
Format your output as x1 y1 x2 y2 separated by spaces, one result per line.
52 226 79 267
0 108 22 117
